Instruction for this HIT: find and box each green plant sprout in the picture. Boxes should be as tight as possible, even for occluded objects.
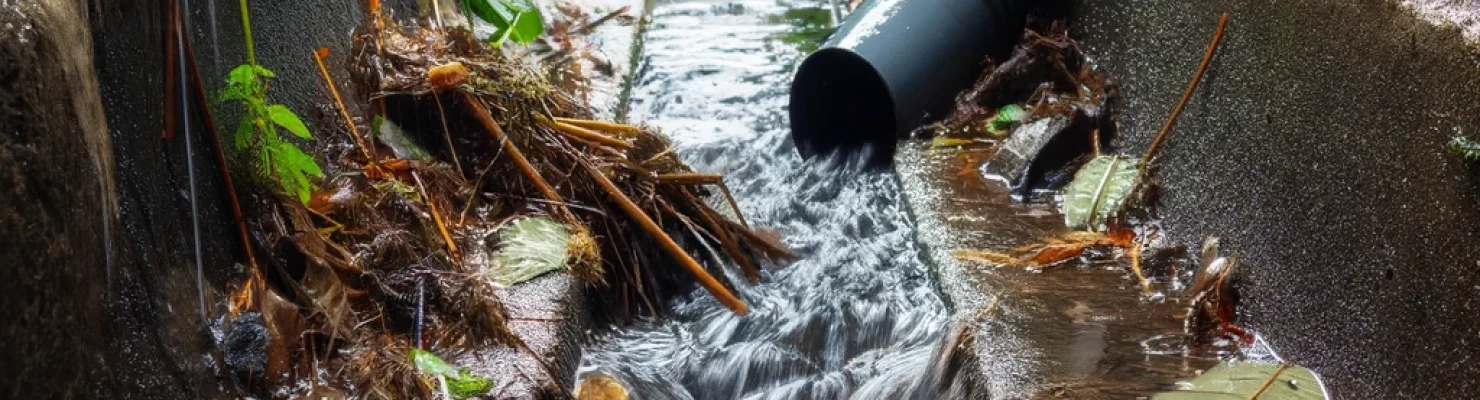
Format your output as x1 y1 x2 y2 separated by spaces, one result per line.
221 0 323 204
463 0 545 47
1448 136 1480 163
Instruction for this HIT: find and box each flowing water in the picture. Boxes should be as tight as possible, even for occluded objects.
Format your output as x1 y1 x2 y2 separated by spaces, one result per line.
577 0 966 398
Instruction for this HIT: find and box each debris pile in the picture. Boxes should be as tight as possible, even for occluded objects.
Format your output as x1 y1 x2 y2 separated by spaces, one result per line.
223 8 793 398
940 12 1250 349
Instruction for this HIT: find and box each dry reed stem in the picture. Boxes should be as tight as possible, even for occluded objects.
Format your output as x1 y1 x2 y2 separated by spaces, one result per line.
1138 12 1228 179
680 187 760 282
553 117 642 136
581 160 749 315
1247 362 1292 400
655 173 722 185
551 120 632 149
314 47 374 161
412 171 459 258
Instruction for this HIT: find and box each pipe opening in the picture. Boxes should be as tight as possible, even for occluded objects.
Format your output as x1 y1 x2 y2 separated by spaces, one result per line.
789 48 896 167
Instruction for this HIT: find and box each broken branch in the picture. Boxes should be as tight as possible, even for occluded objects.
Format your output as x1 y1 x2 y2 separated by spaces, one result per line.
581 160 749 315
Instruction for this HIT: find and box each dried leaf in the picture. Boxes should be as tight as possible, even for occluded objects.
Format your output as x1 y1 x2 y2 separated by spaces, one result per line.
1024 243 1089 265
492 216 570 286
953 249 1019 265
1060 155 1141 230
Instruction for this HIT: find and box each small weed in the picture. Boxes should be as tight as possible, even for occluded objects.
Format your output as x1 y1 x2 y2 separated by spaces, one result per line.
218 64 323 204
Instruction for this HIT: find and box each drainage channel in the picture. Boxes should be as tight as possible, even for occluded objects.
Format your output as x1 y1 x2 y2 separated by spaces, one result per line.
576 0 961 398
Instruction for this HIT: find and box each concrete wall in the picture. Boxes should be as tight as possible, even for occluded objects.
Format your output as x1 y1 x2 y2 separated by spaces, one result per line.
1072 1 1480 397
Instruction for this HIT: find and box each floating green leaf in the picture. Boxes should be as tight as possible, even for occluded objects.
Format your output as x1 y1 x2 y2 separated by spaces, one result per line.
1152 362 1327 400
1059 155 1140 230
492 216 570 286
410 349 494 399
372 116 432 161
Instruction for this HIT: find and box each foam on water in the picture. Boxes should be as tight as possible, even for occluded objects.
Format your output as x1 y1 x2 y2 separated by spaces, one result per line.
577 0 963 397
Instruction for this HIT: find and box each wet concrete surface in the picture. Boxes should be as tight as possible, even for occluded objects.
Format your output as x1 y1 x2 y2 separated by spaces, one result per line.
1 2 117 397
1076 1 1480 397
895 143 1222 399
905 0 1480 398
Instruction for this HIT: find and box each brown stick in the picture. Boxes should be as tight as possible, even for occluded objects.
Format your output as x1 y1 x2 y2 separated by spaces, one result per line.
681 188 760 282
180 7 260 278
655 172 723 185
412 171 459 258
551 120 632 149
1248 362 1292 400
581 161 749 315
1138 12 1228 178
464 93 566 205
313 47 374 161
1129 240 1150 293
553 117 642 136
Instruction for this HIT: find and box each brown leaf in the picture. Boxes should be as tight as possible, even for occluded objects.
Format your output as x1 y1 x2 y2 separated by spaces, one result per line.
1024 243 1089 265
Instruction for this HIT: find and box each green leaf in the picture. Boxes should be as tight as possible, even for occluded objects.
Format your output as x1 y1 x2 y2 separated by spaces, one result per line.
446 371 494 399
465 0 511 26
410 348 460 377
227 64 257 87
1449 136 1480 163
277 142 323 178
508 7 544 44
1059 155 1140 230
234 119 254 150
372 116 432 161
267 104 311 139
492 216 570 286
991 104 1027 131
410 349 493 399
1152 362 1327 400
252 65 276 79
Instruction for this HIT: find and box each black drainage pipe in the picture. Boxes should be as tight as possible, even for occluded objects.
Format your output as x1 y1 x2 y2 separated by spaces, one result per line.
789 0 1032 167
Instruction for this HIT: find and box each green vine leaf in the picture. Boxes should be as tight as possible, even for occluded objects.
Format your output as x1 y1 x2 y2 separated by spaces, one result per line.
267 104 311 139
